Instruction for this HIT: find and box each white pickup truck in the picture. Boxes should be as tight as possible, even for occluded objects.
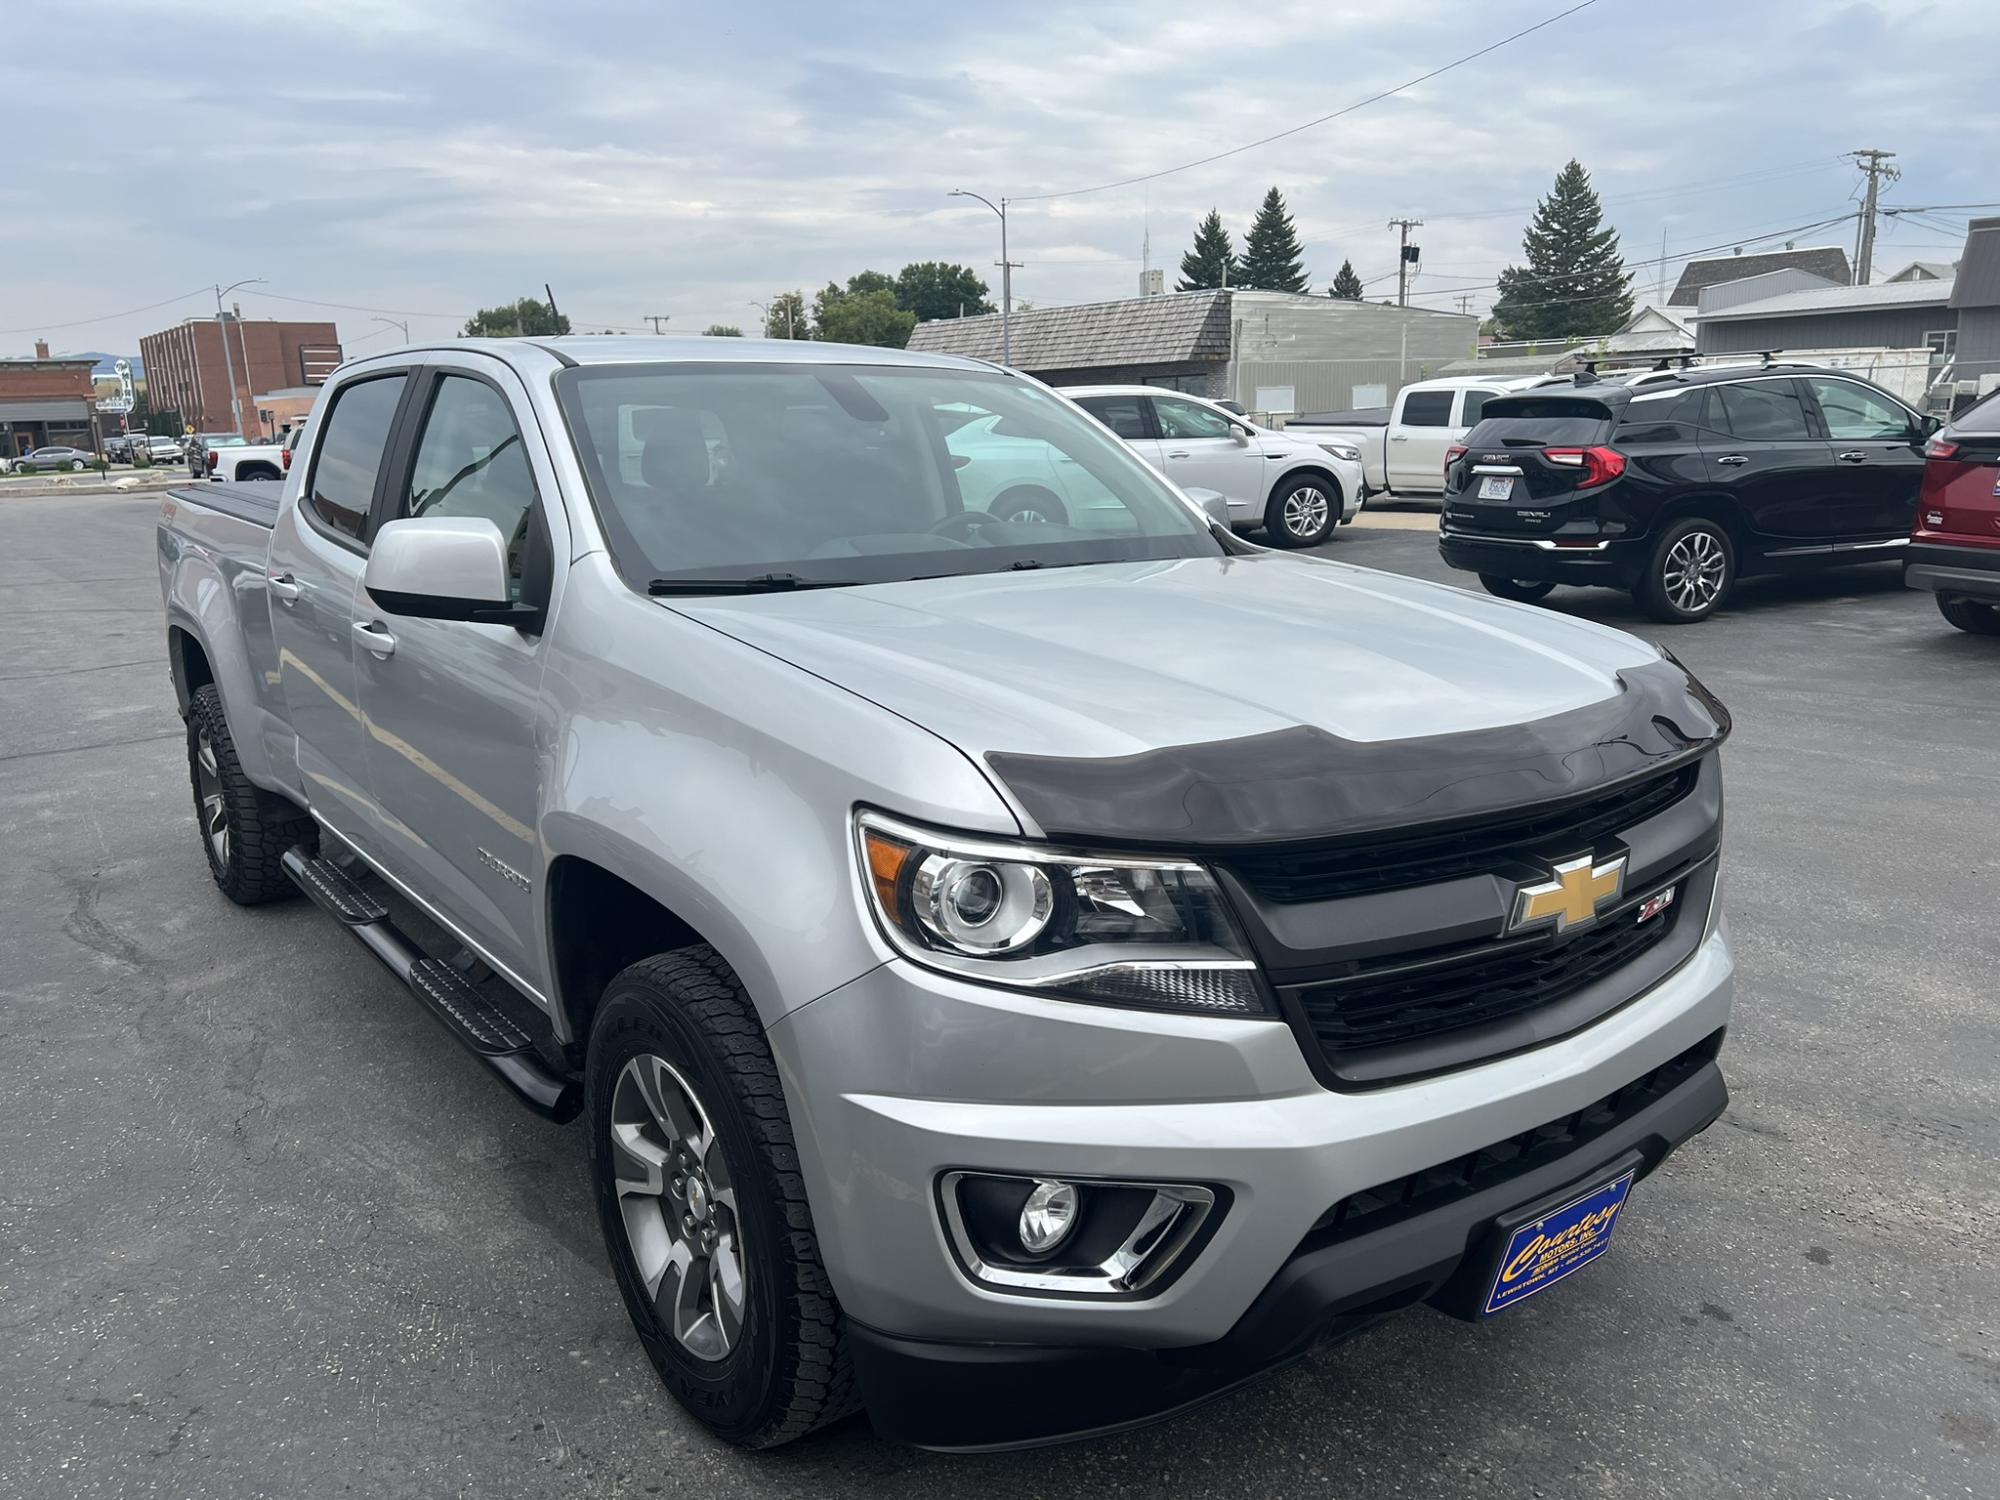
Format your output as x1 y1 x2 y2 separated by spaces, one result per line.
1285 377 1515 505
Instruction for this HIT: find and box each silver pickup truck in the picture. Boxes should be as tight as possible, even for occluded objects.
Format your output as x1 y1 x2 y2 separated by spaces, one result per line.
157 337 1735 1451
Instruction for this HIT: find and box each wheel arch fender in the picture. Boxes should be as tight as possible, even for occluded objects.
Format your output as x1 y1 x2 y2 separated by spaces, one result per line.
161 593 278 786
1266 463 1345 510
1651 491 1751 554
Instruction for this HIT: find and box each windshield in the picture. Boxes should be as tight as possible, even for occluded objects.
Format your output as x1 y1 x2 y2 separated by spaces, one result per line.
555 362 1223 588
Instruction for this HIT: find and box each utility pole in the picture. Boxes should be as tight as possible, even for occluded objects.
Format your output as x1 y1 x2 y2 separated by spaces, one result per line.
949 189 1018 365
646 314 671 334
1389 218 1424 307
1454 295 1474 315
1847 149 1899 285
211 278 264 438
231 303 255 431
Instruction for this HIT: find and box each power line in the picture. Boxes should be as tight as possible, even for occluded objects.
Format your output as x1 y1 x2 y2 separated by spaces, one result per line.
1010 0 1606 202
0 286 212 337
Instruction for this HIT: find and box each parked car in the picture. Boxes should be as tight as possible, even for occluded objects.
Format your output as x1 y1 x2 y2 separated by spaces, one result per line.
207 436 288 481
6 445 99 473
1438 365 1929 622
1063 384 1363 546
103 433 136 463
1286 377 1514 505
1904 386 2000 635
159 336 1733 1451
145 435 185 464
186 433 247 477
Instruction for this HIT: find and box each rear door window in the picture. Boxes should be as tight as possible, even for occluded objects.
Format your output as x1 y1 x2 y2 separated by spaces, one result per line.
1712 381 1813 442
308 374 407 543
1458 389 1503 425
1806 378 1915 441
1399 390 1455 426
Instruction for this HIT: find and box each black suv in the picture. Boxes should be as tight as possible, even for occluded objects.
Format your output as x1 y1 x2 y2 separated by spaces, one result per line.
1437 365 1931 621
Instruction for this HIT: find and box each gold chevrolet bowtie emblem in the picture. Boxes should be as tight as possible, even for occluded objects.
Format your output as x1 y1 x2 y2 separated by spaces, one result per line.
1511 853 1627 935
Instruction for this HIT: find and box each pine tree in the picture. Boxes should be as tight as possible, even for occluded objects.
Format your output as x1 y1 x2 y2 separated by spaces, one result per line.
1327 259 1365 299
1490 160 1634 340
1238 187 1309 293
1177 209 1238 291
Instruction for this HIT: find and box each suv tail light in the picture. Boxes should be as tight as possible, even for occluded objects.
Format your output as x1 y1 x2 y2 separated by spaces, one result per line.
1924 435 1959 460
1543 446 1626 489
1444 444 1468 469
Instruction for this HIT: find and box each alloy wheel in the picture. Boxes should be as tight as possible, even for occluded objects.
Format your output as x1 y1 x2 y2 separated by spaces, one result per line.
1281 486 1330 539
1663 529 1727 613
194 729 229 869
609 1053 747 1362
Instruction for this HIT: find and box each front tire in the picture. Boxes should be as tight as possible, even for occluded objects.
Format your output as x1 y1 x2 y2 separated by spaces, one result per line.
70 458 86 471
587 948 856 1448
1637 517 1735 623
1264 476 1338 548
1479 574 1556 603
989 484 1068 526
1939 594 2000 636
185 684 316 904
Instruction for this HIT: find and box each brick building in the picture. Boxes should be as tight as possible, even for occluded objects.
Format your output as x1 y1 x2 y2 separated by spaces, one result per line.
138 317 341 438
0 340 99 458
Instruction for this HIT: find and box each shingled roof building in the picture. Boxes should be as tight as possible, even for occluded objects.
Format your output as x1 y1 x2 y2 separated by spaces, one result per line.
906 289 1476 416
1668 246 1852 306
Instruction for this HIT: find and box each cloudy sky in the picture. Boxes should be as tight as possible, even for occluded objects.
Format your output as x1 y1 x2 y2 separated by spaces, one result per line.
3 0 1995 359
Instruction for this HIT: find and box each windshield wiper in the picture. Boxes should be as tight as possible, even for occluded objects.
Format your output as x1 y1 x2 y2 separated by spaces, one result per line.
646 572 859 596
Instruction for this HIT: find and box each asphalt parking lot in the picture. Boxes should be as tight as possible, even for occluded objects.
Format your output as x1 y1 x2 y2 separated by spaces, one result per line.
3 491 1996 1499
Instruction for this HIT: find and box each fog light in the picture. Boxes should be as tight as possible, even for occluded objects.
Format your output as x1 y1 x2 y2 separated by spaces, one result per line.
1018 1179 1078 1253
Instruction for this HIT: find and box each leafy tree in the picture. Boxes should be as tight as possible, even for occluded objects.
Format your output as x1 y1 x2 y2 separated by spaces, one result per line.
461 295 571 338
702 324 743 337
844 269 897 298
762 291 810 339
894 261 993 321
1327 259 1365 299
1238 187 1308 293
1178 209 1238 291
813 281 916 348
1490 160 1633 340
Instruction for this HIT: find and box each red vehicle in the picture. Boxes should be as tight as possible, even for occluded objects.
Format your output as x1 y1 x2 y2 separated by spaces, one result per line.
1906 390 2000 635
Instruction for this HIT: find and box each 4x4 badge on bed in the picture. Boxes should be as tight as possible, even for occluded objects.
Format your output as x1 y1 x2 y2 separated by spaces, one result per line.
1510 853 1626 935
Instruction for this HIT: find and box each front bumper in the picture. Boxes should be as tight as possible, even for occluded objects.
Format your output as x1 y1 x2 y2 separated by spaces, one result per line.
770 921 1734 1446
1905 539 2000 602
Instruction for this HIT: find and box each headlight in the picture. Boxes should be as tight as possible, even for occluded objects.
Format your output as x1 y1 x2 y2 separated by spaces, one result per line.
856 810 1269 1016
1318 442 1361 462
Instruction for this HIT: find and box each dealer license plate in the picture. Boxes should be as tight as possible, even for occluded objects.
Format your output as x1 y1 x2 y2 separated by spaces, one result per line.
1478 475 1514 500
1483 1170 1635 1315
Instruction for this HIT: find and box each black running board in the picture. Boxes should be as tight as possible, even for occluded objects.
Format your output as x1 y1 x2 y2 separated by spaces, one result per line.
283 847 581 1123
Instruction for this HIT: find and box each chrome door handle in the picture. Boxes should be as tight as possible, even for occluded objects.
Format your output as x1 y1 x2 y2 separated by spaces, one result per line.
1836 450 1868 462
1166 450 1191 458
1389 434 1409 442
268 573 302 602
352 621 397 657
1715 454 1750 466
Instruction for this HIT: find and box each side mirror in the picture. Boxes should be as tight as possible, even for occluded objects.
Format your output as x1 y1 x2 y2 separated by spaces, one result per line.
1184 486 1233 528
1920 413 1942 438
364 516 534 627
1230 424 1252 445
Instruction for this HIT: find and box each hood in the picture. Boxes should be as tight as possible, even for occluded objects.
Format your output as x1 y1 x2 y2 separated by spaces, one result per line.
671 552 1665 759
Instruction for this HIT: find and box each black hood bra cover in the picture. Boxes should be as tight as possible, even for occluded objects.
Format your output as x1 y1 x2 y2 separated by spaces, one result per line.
985 658 1731 849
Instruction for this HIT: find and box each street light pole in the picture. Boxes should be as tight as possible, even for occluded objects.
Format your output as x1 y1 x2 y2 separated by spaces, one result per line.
212 278 265 437
372 316 410 344
950 189 1017 366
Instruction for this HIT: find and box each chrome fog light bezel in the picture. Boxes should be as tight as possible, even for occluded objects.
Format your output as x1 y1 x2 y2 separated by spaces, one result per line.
938 1171 1223 1299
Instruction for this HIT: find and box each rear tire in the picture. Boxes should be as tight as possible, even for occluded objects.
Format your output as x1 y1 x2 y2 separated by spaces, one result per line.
1938 594 2000 636
1264 476 1338 548
1637 517 1735 623
185 684 317 904
1478 574 1556 603
587 947 857 1448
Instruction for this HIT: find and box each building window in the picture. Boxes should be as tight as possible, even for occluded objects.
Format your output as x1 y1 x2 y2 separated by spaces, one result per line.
1925 329 1957 364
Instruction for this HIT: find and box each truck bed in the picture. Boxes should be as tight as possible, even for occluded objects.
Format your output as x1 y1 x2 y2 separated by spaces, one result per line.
1289 406 1390 428
169 479 283 529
